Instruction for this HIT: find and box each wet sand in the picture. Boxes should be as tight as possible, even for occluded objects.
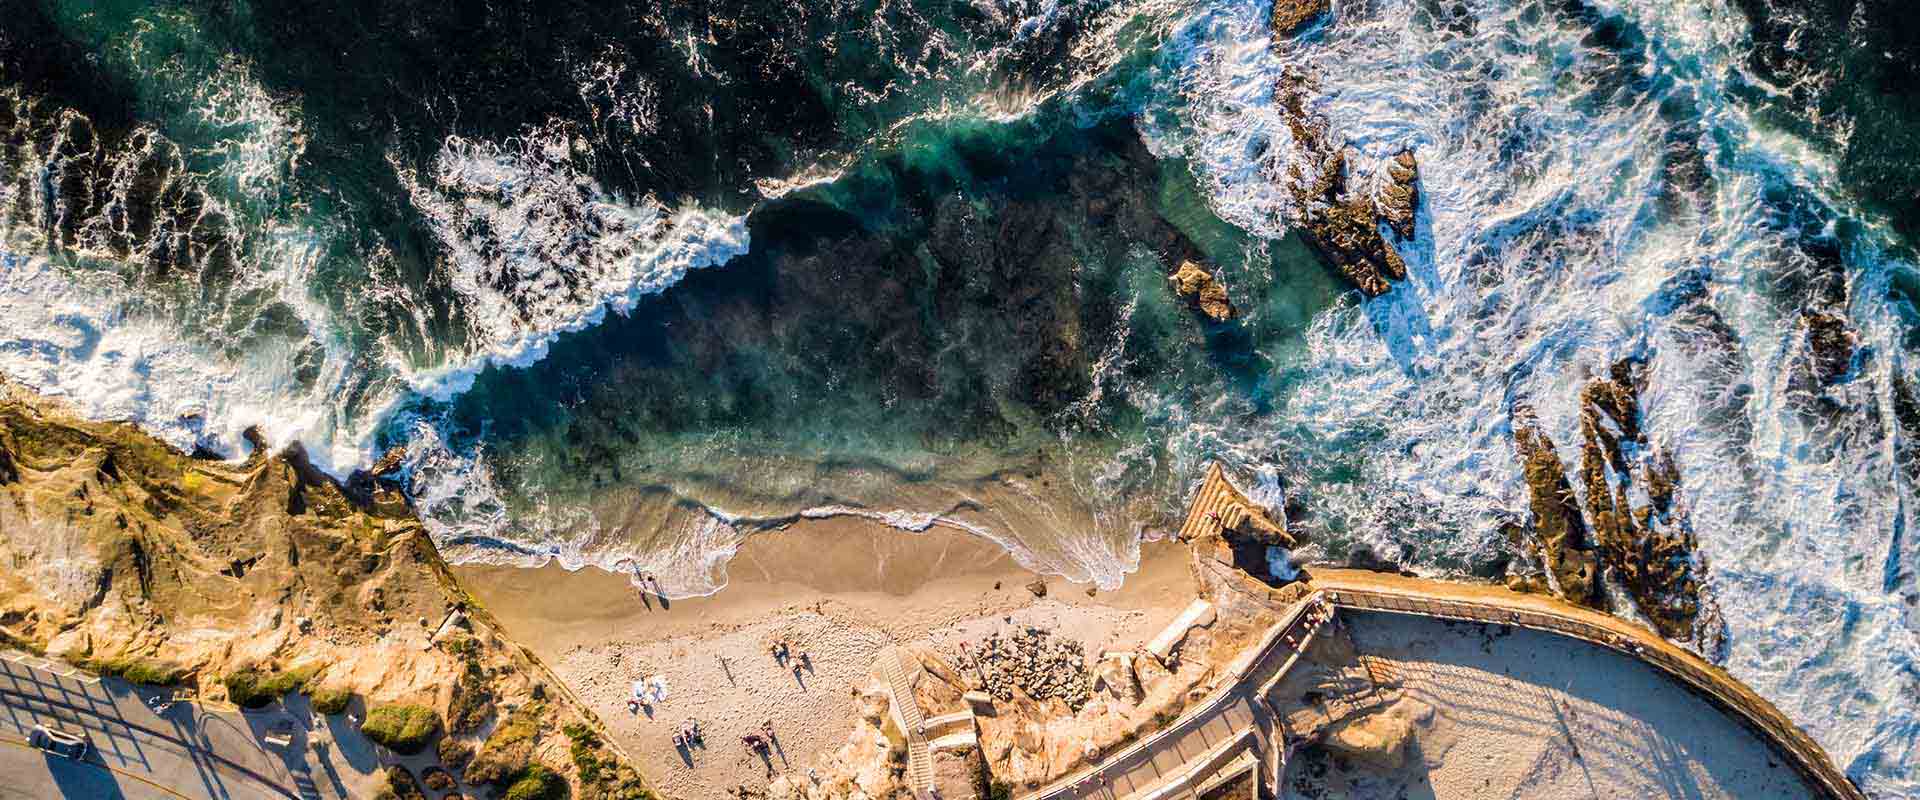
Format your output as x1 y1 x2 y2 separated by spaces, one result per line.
457 517 1197 799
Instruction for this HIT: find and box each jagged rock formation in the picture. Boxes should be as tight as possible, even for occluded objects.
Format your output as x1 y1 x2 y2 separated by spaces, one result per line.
1270 0 1329 37
1511 419 1603 606
1510 361 1725 653
0 380 645 799
1273 69 1417 297
1169 259 1235 321
1377 150 1420 240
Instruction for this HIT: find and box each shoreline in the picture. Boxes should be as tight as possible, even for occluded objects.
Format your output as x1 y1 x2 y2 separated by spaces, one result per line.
456 516 1193 656
457 515 1198 799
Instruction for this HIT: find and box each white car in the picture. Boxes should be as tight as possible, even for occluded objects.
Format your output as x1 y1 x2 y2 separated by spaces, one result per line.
28 725 89 759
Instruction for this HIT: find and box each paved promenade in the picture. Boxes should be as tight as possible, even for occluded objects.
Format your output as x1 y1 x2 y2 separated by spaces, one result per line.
0 653 379 800
1015 567 1862 800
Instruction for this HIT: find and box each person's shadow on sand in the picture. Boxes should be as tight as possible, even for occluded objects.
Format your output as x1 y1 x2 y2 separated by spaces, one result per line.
675 741 694 768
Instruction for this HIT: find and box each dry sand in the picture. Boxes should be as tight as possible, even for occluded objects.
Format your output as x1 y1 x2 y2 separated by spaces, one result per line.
458 517 1197 799
1285 610 1811 799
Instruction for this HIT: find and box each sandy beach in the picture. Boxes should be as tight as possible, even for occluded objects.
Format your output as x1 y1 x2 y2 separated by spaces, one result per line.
458 517 1197 799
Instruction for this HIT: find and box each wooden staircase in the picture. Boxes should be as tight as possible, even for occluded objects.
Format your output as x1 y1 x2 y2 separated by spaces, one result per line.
882 647 936 798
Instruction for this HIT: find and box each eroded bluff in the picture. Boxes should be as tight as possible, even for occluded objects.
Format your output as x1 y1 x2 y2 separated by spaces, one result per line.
0 381 647 800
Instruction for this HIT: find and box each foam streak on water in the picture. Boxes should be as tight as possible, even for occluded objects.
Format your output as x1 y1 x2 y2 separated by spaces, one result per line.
1147 0 1918 792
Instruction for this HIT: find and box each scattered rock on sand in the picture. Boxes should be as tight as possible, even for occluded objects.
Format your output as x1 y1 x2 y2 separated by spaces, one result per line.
1026 579 1048 598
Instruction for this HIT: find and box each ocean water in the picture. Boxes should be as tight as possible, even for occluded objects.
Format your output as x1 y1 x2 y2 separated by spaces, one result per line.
3 0 1918 792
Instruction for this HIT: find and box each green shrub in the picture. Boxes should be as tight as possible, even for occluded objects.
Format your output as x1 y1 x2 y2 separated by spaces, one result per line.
361 704 442 754
308 687 354 716
566 723 654 799
91 657 186 686
438 737 474 771
223 668 307 709
503 765 565 800
371 764 423 800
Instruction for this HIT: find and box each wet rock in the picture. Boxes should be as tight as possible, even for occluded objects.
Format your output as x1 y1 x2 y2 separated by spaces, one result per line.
372 446 409 477
1026 580 1047 598
1273 70 1411 297
1168 260 1234 322
1512 361 1725 651
1511 418 1601 607
1377 150 1419 240
1271 0 1329 38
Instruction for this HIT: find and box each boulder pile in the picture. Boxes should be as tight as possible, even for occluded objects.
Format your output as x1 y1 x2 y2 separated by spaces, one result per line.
963 628 1092 711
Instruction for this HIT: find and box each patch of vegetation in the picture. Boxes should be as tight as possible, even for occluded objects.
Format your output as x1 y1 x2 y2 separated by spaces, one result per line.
447 659 496 733
307 686 354 716
361 704 443 754
438 737 475 771
89 656 187 686
503 764 566 800
223 665 318 709
372 764 424 800
565 724 653 800
465 702 544 785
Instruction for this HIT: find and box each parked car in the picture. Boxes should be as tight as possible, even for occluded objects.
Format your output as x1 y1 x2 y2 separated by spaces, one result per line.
28 725 88 759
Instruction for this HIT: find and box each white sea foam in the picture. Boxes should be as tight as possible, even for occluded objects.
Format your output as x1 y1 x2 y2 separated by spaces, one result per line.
1144 0 1918 793
393 125 749 399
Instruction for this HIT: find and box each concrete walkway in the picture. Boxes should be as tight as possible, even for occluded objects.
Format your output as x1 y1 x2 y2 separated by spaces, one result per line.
0 653 382 800
1017 568 1861 800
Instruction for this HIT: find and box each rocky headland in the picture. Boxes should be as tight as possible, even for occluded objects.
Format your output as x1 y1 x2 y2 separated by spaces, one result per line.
0 379 648 800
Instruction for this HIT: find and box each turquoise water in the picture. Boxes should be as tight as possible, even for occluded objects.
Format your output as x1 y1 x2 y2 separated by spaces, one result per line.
4 0 1920 792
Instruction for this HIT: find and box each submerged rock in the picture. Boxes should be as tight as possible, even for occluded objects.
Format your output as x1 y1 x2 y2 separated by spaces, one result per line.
1169 260 1235 322
1801 310 1857 385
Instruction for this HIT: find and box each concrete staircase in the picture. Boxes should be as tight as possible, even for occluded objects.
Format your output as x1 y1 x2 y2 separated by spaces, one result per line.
1179 462 1291 545
882 647 936 798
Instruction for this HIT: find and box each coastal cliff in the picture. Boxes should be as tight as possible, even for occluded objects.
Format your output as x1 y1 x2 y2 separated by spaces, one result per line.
0 380 648 800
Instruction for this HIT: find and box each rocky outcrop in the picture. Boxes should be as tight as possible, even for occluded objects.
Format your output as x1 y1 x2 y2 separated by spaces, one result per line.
1377 150 1420 240
963 628 1092 711
1511 418 1602 606
1510 361 1724 653
1271 0 1329 38
1274 69 1415 297
0 380 645 799
1169 259 1235 321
